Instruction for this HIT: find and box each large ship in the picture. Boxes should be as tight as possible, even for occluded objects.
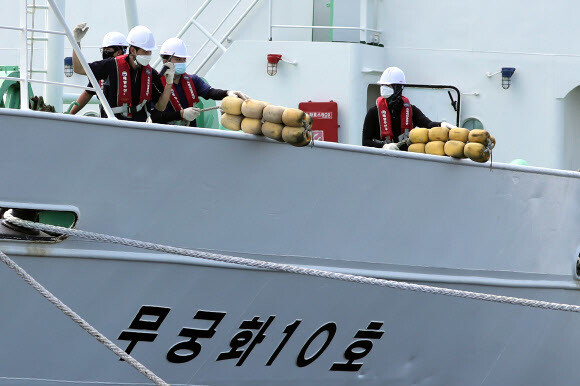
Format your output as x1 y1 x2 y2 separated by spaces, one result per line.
0 1 579 385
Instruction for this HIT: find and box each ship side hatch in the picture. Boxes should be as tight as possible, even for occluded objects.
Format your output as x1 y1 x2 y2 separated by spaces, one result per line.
0 207 77 243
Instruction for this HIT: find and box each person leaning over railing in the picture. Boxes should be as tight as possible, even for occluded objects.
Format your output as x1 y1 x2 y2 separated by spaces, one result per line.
157 37 249 126
362 67 457 151
69 27 128 116
71 24 189 123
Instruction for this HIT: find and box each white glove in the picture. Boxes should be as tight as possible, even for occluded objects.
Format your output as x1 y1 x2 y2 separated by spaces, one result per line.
163 62 175 84
181 107 201 121
73 23 89 43
383 143 399 151
227 90 250 100
441 121 458 129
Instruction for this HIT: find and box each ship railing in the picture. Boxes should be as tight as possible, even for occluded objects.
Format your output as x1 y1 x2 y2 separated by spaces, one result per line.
155 0 382 77
0 0 116 119
151 0 262 76
268 0 382 45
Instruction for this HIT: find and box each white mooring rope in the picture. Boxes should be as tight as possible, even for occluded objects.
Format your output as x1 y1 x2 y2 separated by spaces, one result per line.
0 249 168 385
5 213 580 314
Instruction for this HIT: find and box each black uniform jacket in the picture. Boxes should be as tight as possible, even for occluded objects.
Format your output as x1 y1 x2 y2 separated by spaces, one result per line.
362 105 441 148
88 56 180 123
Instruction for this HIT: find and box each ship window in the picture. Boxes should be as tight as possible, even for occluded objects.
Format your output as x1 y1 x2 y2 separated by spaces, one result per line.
462 118 484 130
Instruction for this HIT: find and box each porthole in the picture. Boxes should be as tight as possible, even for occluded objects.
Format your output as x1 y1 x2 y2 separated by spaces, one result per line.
462 117 484 130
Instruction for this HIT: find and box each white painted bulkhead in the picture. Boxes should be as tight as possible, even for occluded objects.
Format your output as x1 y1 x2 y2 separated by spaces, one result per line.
1 0 580 169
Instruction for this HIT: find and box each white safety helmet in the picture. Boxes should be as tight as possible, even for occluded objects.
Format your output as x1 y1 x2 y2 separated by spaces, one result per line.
159 37 189 58
377 67 406 85
101 32 128 48
126 25 156 51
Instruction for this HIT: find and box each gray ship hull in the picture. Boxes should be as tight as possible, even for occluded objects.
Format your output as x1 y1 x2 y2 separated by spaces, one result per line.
0 109 579 385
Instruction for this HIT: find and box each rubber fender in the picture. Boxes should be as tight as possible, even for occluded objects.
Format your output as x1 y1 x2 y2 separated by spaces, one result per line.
282 108 306 127
282 126 311 146
408 143 426 153
221 113 243 131
241 117 263 135
444 140 466 158
428 127 450 142
220 96 243 115
464 142 489 162
241 99 269 119
409 128 429 144
425 141 446 156
262 121 285 142
449 128 469 142
262 105 286 124
468 129 490 144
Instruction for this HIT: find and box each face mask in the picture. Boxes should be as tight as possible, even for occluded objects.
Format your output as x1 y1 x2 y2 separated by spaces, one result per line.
380 85 393 98
102 51 115 60
174 63 187 75
136 54 151 66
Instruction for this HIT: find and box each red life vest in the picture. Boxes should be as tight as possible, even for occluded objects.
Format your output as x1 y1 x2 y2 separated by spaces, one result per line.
161 73 199 113
376 96 413 142
114 54 153 116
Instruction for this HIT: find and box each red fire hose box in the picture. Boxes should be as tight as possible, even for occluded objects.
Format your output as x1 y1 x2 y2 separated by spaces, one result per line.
299 101 339 142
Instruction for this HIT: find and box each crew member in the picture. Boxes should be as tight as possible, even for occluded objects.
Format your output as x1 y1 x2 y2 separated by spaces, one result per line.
69 30 128 115
72 25 191 123
158 37 249 126
362 67 456 150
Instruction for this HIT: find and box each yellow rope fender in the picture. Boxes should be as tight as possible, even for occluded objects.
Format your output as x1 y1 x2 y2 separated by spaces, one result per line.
262 105 286 124
241 99 269 119
220 113 243 131
464 142 490 162
221 96 243 115
408 143 426 153
282 126 312 147
241 117 263 135
425 141 446 155
262 121 285 142
282 108 306 127
468 129 490 144
444 140 466 158
449 127 470 142
428 127 450 142
409 128 429 144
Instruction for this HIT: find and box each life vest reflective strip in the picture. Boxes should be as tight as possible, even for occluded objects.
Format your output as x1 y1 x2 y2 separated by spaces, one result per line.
114 54 152 116
376 96 413 142
161 73 199 113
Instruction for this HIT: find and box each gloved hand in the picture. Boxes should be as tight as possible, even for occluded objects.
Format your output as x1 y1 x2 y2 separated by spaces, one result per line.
227 90 250 100
163 62 175 84
181 107 201 121
383 142 399 151
440 121 458 129
73 23 89 43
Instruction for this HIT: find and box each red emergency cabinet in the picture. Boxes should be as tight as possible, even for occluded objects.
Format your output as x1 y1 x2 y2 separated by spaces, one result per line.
299 101 339 142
